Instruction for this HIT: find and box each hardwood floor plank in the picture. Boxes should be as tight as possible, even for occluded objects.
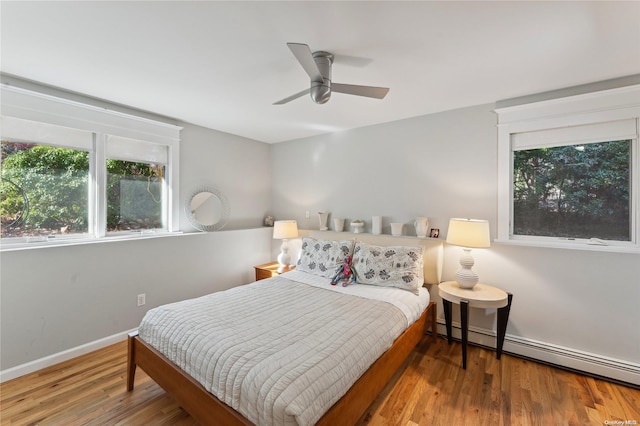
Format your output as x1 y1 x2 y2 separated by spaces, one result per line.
1 337 639 426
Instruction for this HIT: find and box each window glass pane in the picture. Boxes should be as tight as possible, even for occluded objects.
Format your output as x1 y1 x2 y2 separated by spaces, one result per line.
1 141 90 238
513 140 631 241
106 159 165 232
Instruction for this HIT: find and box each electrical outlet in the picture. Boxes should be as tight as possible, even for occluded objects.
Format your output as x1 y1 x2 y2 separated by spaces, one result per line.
137 293 146 307
305 211 310 219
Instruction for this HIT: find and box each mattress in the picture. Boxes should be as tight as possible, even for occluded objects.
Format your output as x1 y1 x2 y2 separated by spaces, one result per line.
137 271 430 426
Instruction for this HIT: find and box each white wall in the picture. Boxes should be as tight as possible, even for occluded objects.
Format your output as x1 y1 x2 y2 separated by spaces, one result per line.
271 104 496 232
270 103 640 384
0 228 273 372
179 122 272 230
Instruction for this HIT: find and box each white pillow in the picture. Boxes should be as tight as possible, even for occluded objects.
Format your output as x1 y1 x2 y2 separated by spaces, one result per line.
352 241 424 294
296 237 355 278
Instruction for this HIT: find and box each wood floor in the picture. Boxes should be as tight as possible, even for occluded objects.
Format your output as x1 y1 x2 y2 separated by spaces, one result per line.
1 335 638 425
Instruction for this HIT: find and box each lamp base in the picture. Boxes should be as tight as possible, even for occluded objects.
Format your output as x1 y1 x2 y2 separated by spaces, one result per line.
455 248 479 289
455 269 479 289
277 239 291 273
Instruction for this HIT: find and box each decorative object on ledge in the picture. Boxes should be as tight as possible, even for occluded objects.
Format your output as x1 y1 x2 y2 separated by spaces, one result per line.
446 218 490 289
333 218 345 232
351 219 364 233
264 215 274 227
318 212 329 230
414 216 429 238
390 222 403 236
371 216 382 235
429 228 440 238
273 220 299 272
185 185 230 232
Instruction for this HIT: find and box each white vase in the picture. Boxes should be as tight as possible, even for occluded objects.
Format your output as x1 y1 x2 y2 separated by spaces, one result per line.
390 222 403 236
414 217 429 238
351 222 364 233
371 216 382 235
333 218 344 232
318 212 329 230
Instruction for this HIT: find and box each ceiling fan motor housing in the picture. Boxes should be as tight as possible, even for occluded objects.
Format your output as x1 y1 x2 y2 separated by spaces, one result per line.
310 51 333 104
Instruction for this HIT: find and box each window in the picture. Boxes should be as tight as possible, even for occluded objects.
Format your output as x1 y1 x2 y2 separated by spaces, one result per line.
105 135 169 233
0 85 181 248
106 159 165 232
496 85 640 252
1 141 90 238
513 135 632 241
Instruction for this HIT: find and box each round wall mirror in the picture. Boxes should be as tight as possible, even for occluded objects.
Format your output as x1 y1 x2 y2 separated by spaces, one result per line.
185 186 230 231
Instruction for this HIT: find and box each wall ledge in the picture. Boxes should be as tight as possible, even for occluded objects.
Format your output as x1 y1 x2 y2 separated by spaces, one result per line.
1 226 272 252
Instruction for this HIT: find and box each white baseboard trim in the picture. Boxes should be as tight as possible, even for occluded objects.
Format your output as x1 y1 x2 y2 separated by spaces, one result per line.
0 328 137 383
436 321 640 386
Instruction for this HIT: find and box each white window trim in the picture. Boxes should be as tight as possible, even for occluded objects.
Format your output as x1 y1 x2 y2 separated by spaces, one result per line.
495 84 640 253
0 84 182 249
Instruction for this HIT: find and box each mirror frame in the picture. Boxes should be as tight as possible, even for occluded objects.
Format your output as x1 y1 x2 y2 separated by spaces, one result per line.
184 185 230 232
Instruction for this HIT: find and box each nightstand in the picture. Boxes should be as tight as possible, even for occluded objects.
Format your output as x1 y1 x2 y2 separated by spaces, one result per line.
438 281 513 369
254 262 295 281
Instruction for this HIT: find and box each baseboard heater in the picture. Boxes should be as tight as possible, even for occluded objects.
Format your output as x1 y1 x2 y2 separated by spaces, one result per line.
435 320 640 388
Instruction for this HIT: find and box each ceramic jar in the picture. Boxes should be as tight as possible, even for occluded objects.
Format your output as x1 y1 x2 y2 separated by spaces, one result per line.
414 217 429 238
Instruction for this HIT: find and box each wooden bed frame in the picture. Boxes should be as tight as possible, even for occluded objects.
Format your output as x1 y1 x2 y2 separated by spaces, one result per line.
127 301 436 425
127 231 443 425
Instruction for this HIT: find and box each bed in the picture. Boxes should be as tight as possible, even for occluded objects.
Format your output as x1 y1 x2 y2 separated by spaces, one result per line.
127 230 443 425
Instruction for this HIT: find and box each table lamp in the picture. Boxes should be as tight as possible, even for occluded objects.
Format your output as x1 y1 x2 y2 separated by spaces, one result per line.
446 218 490 289
273 220 299 272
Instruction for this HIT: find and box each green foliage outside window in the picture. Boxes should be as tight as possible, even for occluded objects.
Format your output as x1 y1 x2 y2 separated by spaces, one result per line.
1 142 164 238
106 159 164 231
1 144 89 236
513 140 630 241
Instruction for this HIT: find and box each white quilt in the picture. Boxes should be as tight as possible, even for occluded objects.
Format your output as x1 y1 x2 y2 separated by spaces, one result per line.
138 272 429 426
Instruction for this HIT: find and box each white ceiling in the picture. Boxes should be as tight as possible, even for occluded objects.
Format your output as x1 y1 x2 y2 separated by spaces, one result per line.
2 1 639 144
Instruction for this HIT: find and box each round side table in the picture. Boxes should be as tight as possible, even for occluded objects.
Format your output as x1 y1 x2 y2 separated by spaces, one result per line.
438 281 513 369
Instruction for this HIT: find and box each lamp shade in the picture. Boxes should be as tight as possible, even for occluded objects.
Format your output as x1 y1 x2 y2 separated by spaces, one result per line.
273 220 298 240
446 218 490 248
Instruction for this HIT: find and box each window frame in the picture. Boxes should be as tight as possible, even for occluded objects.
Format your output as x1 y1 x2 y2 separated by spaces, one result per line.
495 84 640 253
1 84 182 249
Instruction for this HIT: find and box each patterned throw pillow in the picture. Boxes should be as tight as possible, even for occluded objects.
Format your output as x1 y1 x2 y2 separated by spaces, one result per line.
352 241 424 294
296 237 355 278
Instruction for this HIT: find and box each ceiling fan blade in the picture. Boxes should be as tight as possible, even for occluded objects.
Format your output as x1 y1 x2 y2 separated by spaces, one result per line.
287 42 323 82
333 54 374 68
332 83 389 99
273 88 310 105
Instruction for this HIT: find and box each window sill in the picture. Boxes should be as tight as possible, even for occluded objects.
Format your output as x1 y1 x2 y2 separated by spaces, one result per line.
0 227 272 252
0 231 184 252
493 238 640 254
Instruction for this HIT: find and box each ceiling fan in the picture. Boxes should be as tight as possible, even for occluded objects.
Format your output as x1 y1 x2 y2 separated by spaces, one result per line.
274 43 390 105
